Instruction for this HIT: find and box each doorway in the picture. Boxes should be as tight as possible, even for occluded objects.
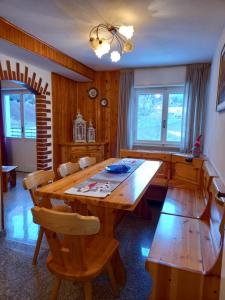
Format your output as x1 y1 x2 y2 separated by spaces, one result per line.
0 59 52 241
0 80 38 244
1 80 37 172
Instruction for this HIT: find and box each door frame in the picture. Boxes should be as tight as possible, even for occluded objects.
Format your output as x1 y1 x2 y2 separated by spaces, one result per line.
0 59 52 170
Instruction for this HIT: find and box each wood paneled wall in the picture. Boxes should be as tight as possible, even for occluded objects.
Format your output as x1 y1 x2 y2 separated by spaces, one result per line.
77 71 120 156
52 73 78 171
52 71 120 171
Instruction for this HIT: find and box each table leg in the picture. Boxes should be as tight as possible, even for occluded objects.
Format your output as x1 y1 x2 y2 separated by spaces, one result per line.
69 201 89 215
39 195 53 209
9 170 16 188
87 205 116 237
111 249 126 286
85 205 126 286
2 173 7 192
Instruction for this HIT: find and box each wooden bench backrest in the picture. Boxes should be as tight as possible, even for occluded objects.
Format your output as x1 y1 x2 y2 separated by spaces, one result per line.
32 206 100 270
169 154 204 189
202 160 218 200
120 149 171 183
120 149 205 189
208 177 225 274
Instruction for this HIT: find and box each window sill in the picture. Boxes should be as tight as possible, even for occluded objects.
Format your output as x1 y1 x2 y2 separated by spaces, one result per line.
132 143 181 152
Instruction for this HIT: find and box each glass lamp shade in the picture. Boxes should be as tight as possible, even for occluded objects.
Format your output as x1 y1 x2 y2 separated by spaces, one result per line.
119 25 134 39
111 51 121 62
94 40 110 58
89 38 99 50
123 40 133 53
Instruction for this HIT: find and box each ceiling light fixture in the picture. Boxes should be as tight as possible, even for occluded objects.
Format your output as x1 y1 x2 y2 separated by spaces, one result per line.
89 24 134 63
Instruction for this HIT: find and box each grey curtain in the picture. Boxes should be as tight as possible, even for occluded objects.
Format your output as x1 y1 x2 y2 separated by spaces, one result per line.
117 69 134 155
181 63 211 152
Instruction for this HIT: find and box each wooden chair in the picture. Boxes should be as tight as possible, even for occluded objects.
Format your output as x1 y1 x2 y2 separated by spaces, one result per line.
57 162 80 178
23 170 72 265
31 206 119 300
79 157 96 169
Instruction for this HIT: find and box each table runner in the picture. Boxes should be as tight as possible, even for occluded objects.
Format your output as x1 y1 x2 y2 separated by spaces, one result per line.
64 158 144 198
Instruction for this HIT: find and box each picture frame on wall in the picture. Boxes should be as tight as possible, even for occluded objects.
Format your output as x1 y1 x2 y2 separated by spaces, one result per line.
216 44 225 112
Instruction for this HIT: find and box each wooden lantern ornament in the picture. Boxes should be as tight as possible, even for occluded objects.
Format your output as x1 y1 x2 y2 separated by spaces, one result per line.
87 121 96 143
73 112 87 143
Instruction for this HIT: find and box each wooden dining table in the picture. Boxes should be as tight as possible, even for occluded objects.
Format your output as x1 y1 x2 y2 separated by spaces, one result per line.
36 157 162 285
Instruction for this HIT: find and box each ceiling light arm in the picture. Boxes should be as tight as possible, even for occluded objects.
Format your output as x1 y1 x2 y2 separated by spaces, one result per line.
113 33 123 53
89 23 111 40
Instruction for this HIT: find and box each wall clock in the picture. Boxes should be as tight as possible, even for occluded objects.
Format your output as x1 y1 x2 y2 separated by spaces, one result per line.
100 98 108 107
88 87 98 99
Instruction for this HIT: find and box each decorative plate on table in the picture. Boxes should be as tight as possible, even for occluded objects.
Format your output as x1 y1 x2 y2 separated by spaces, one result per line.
105 164 131 174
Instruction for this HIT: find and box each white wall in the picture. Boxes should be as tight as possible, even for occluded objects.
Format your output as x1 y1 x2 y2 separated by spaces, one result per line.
134 66 186 87
5 139 37 172
204 26 225 300
204 27 225 182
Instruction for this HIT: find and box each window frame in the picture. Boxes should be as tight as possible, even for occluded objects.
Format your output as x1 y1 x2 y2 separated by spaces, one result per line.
2 90 36 140
133 85 185 148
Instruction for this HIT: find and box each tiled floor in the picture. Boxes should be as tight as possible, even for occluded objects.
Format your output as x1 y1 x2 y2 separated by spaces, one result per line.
0 172 162 300
3 172 39 246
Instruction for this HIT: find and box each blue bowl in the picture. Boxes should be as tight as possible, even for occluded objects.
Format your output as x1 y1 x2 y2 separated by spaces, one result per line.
105 164 131 174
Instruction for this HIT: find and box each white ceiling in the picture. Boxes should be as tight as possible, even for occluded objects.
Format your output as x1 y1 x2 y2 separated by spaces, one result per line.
1 0 225 71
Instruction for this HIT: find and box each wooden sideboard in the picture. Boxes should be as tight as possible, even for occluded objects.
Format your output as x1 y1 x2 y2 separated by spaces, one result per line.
59 143 108 164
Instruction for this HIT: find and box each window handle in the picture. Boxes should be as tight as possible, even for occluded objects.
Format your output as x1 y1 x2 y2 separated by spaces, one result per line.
163 120 166 128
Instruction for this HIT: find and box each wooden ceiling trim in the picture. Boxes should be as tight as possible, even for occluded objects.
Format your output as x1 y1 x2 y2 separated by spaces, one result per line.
0 17 95 81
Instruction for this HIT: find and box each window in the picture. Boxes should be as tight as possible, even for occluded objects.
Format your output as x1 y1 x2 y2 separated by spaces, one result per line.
3 92 36 139
134 86 184 147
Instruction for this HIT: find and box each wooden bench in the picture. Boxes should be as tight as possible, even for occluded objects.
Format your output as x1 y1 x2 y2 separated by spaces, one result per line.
168 153 204 189
162 160 218 218
120 149 205 197
146 177 225 300
2 165 17 192
120 149 207 218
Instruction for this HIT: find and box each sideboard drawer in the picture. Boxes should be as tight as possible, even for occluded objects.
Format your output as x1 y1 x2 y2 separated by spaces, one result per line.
60 143 108 165
71 146 87 152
